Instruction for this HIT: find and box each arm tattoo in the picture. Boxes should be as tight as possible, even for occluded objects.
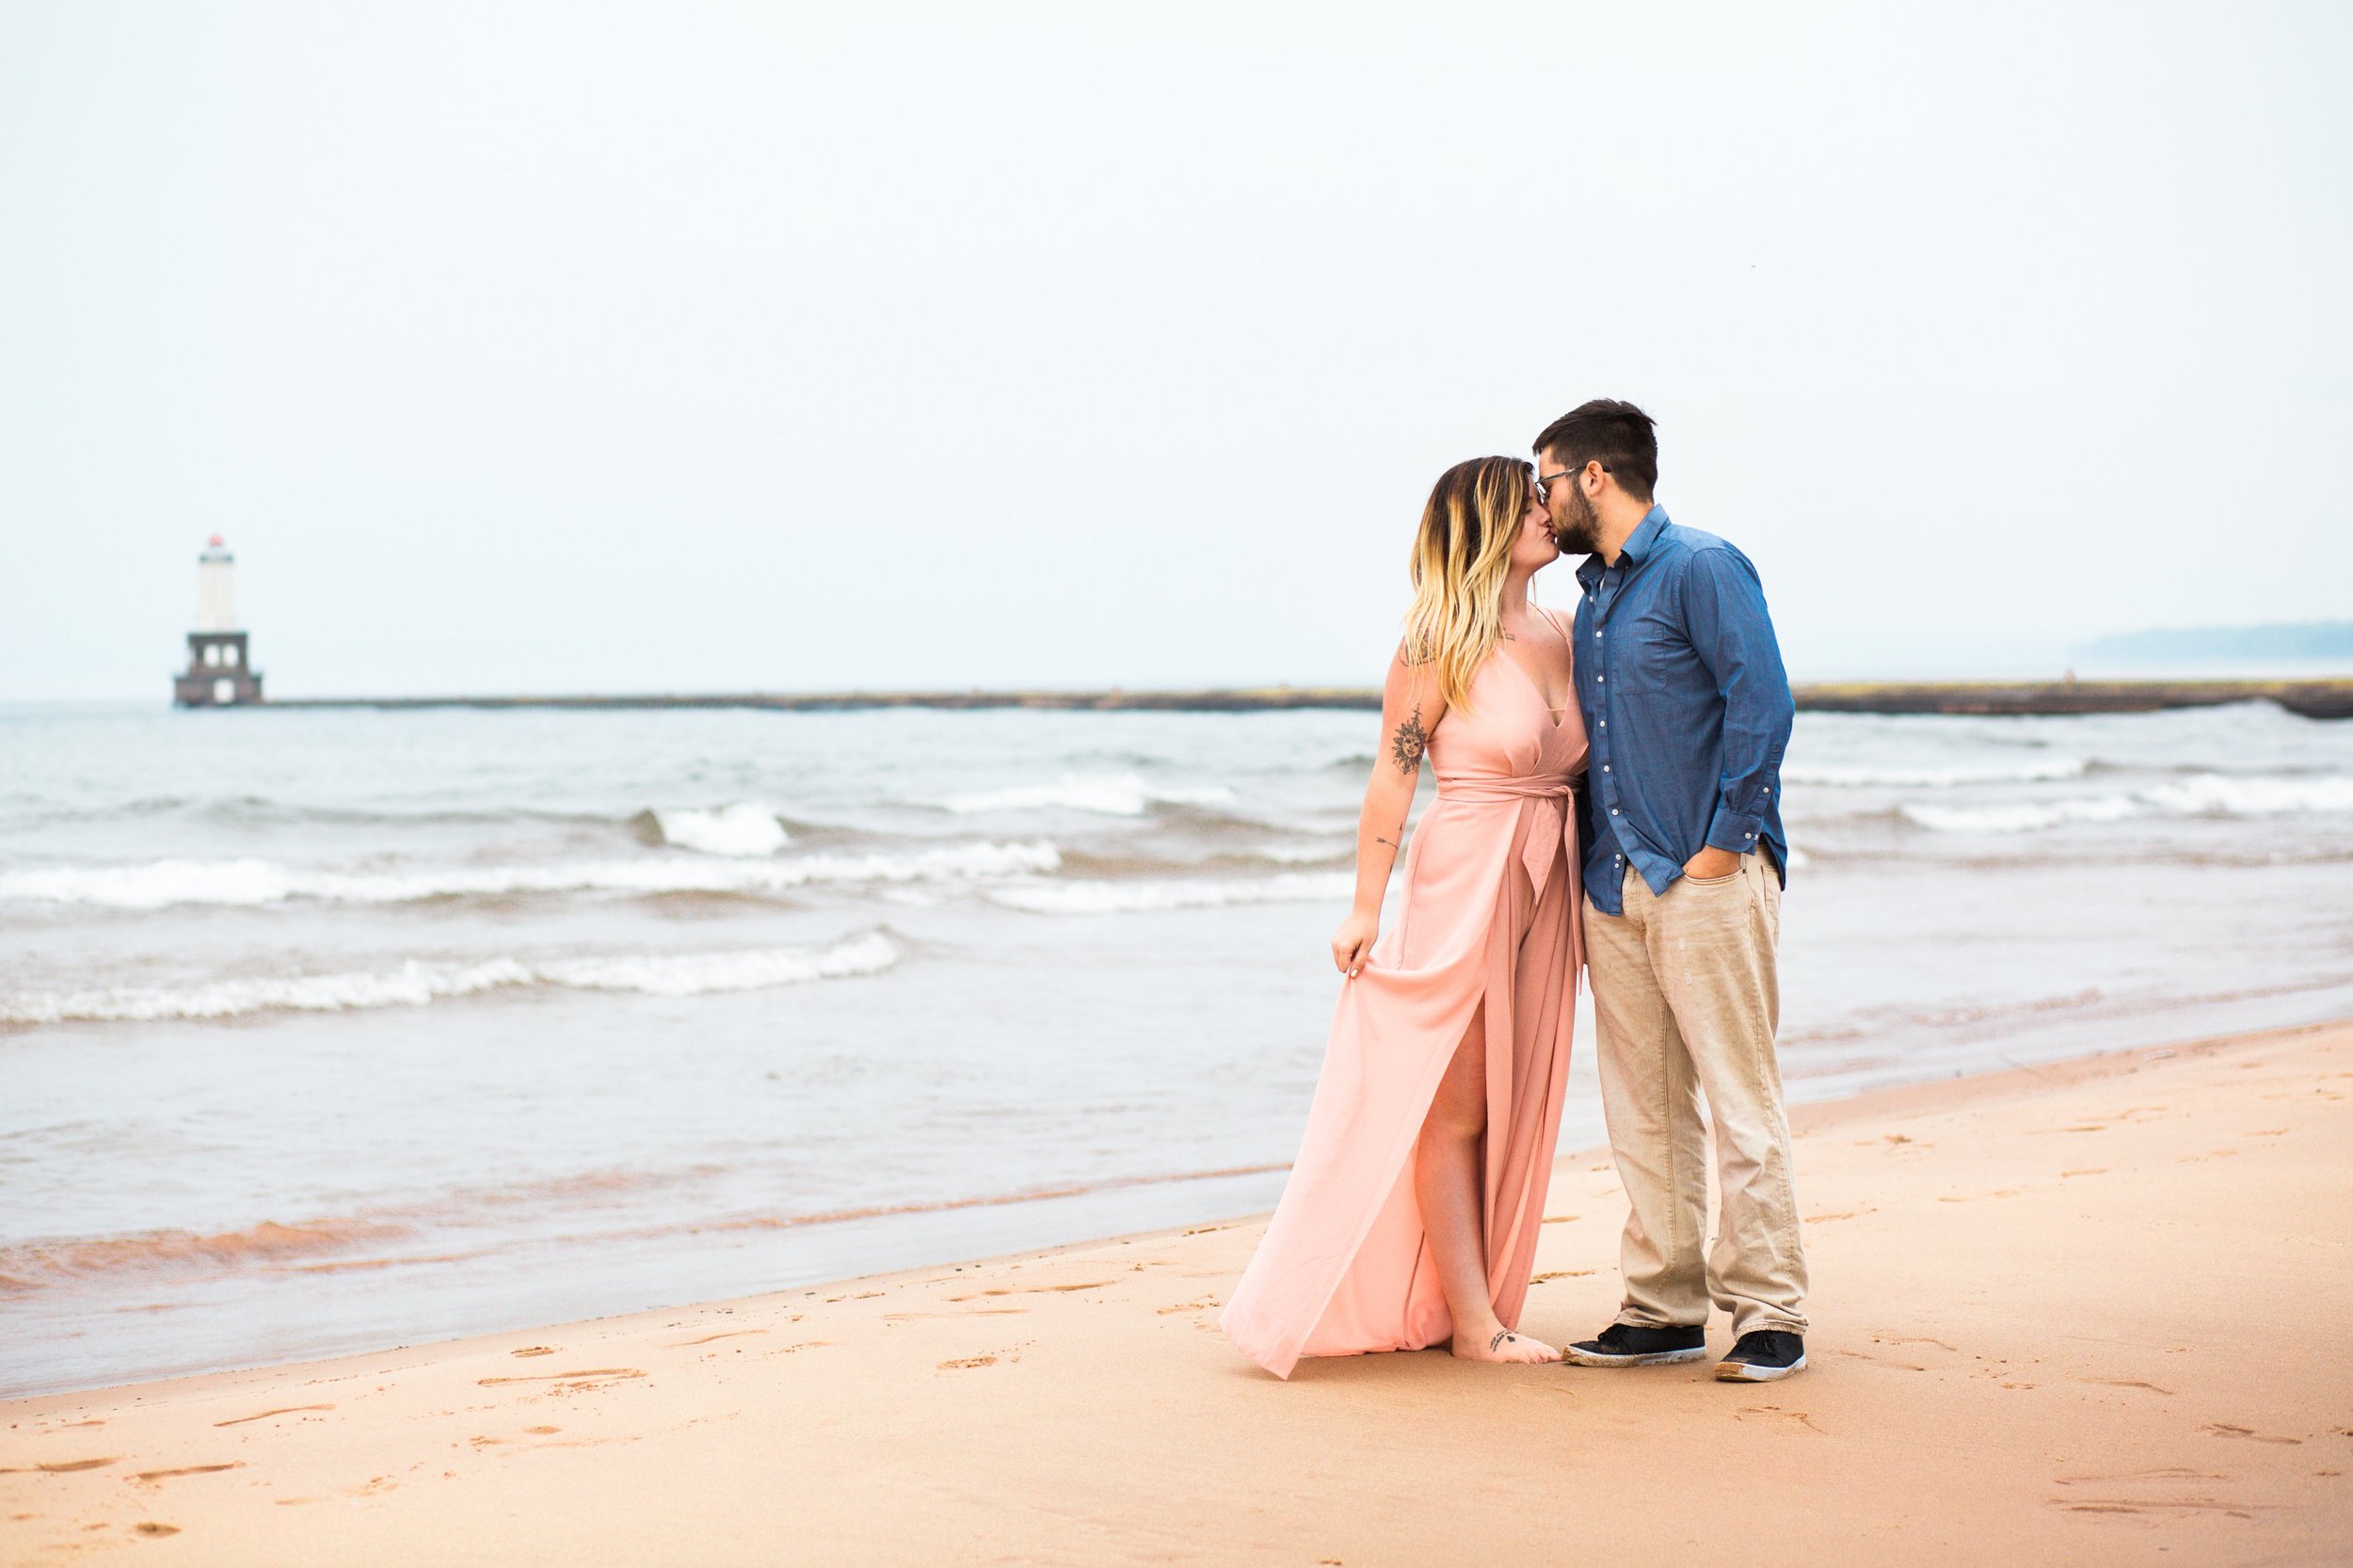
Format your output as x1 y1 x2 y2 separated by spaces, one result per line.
1389 710 1429 774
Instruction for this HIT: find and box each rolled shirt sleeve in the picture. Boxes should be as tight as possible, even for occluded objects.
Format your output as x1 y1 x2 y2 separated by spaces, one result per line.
1679 546 1795 857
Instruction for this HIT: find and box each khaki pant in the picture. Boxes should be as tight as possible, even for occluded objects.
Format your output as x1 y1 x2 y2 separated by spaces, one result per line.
1585 852 1809 1337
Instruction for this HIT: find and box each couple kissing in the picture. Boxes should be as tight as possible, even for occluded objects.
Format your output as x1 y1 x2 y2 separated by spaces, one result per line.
1222 398 1807 1386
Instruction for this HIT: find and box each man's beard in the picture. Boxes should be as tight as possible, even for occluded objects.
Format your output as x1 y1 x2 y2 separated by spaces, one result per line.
1550 485 1603 555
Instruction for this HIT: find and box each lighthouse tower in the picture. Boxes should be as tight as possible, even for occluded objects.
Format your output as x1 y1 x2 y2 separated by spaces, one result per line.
171 536 264 707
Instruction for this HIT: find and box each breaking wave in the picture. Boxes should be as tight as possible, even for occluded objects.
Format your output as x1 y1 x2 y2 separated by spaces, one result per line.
1902 773 2353 835
0 1217 415 1290
1 931 901 1026
984 871 1353 914
649 803 790 856
937 773 1238 816
0 841 1061 909
1785 757 2088 788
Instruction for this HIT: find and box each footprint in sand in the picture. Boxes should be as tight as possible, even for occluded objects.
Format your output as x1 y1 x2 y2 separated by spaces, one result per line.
134 1522 181 1537
1735 1405 1823 1433
132 1463 244 1482
215 1403 334 1427
2052 1498 2255 1519
668 1329 768 1347
2056 1465 2222 1485
946 1280 1115 1302
938 1355 997 1370
1835 1349 1926 1370
509 1346 557 1358
2204 1422 2300 1445
475 1368 646 1388
0 1458 117 1475
2047 1463 2259 1520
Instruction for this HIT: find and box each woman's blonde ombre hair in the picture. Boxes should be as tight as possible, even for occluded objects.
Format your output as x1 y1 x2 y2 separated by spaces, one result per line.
1401 456 1537 712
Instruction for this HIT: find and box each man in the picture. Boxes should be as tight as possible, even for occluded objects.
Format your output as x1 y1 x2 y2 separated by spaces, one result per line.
1535 399 1809 1384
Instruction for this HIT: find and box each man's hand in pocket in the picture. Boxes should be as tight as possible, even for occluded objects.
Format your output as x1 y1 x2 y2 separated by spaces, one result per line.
1682 846 1743 880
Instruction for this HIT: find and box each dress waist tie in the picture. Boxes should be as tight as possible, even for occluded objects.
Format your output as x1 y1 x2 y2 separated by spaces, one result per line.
1431 772 1584 985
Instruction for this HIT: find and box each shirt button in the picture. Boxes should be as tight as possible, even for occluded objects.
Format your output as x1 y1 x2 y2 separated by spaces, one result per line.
1602 765 1609 772
1596 675 1605 683
1609 808 1620 815
1598 720 1606 728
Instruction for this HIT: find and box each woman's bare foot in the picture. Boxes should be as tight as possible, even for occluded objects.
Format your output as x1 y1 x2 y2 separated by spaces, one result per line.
1450 1324 1561 1364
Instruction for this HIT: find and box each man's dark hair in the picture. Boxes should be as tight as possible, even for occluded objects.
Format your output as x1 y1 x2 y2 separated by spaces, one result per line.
1533 400 1658 503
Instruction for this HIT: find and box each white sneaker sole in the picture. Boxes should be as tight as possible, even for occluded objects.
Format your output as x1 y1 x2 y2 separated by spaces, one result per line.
1714 1352 1807 1383
1561 1345 1708 1368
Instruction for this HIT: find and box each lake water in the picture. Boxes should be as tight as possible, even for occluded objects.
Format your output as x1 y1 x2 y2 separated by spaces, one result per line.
5 697 2350 1396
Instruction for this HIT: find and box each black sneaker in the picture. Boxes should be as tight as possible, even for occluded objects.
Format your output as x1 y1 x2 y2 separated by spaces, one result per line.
1714 1330 1806 1383
1561 1322 1707 1368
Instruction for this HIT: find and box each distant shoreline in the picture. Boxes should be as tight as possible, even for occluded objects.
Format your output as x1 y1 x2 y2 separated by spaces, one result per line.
252 677 2353 718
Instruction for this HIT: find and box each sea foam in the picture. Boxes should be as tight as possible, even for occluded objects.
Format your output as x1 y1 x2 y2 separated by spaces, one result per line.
651 803 790 856
1901 773 2353 835
1785 757 2088 788
1 931 901 1026
984 871 1354 914
939 773 1238 817
0 842 1061 909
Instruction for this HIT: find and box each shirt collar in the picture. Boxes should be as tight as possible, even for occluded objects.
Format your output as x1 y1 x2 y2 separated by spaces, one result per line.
1575 504 1672 589
1619 504 1671 564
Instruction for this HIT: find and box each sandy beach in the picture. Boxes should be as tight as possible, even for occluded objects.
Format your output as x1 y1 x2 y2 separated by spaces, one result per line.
6 1017 2349 1566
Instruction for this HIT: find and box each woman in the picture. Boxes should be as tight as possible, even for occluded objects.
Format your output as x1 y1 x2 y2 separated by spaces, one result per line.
1222 456 1589 1378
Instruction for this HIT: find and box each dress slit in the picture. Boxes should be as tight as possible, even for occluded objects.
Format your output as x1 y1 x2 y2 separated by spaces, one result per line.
1220 654 1588 1379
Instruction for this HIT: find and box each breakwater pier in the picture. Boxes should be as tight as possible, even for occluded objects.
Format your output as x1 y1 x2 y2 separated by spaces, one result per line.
260 679 2353 719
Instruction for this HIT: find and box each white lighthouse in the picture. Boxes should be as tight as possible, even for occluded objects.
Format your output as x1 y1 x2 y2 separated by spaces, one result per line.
172 536 264 707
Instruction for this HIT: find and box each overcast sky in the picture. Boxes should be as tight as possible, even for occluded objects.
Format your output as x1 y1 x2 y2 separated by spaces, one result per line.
4 2 2347 701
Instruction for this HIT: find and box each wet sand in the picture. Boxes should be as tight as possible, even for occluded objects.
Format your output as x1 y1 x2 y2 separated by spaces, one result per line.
5 1019 2349 1565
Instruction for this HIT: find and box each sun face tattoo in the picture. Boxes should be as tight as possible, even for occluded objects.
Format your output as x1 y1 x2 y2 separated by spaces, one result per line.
1389 709 1429 774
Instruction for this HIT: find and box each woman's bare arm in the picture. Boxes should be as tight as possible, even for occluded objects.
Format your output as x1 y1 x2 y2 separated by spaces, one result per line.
1332 645 1448 974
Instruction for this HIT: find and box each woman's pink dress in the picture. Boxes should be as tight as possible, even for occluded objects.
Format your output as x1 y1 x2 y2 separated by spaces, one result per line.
1222 628 1590 1379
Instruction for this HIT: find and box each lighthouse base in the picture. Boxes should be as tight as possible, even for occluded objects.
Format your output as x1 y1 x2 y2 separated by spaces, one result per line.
174 632 264 708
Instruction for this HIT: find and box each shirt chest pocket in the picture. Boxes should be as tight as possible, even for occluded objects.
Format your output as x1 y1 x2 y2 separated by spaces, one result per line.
1610 603 1705 696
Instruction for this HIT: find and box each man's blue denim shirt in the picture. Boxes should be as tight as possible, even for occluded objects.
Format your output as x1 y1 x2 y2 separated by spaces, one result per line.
1572 504 1795 916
